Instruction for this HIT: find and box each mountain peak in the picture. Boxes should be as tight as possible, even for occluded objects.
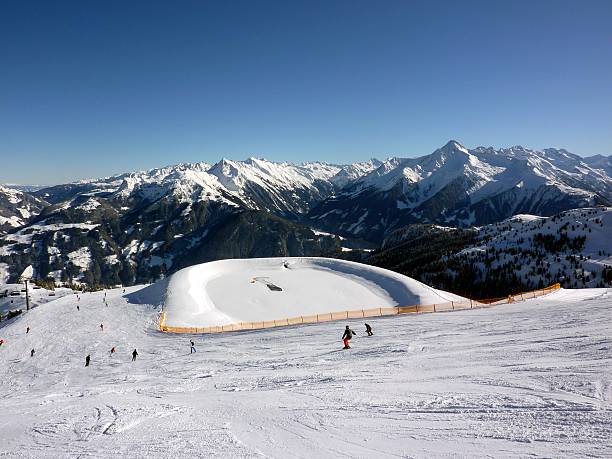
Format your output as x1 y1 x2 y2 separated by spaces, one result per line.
442 140 468 152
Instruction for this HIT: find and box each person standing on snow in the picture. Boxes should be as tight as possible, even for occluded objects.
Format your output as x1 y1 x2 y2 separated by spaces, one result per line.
26 327 30 334
132 349 138 361
110 347 116 355
342 325 356 349
190 340 196 353
100 323 104 331
85 354 90 367
30 349 35 357
365 323 373 336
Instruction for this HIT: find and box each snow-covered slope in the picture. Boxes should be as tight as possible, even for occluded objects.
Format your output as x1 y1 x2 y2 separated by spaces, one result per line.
0 283 74 316
578 154 612 178
0 280 610 457
163 257 463 328
0 185 47 234
458 207 612 289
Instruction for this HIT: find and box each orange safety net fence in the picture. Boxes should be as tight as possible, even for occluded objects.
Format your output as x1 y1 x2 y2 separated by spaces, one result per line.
159 283 561 334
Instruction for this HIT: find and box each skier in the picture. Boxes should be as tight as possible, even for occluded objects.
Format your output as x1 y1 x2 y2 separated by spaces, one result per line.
365 323 373 336
100 323 104 331
110 347 116 355
190 340 196 353
26 326 30 334
132 349 138 361
30 349 35 357
85 354 90 367
0 339 3 347
342 325 356 349
77 305 80 311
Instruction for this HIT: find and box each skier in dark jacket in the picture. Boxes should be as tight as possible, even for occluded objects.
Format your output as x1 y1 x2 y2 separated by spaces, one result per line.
85 354 90 367
190 340 196 353
132 349 138 361
30 348 35 357
365 323 373 336
342 325 356 349
110 347 116 355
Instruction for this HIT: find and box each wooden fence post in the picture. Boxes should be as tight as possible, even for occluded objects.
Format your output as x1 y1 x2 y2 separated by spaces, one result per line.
433 304 436 312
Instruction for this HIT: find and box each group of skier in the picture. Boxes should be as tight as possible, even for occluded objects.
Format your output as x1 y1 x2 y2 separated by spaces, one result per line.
342 323 373 349
85 348 138 366
4 283 373 366
17 321 139 367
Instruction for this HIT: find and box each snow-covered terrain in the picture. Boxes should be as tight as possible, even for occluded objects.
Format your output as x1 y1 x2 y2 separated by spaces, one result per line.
0 281 610 457
163 258 463 328
0 185 47 235
457 207 612 289
0 283 73 316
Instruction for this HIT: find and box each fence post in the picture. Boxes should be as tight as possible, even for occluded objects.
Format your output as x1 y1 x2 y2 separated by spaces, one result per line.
316 314 319 322
415 304 418 313
451 301 454 310
379 307 382 316
362 310 364 318
346 311 349 319
470 299 473 309
301 316 304 324
433 304 436 312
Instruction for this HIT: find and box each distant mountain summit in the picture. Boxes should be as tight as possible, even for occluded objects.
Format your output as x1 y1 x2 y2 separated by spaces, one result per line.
0 141 610 285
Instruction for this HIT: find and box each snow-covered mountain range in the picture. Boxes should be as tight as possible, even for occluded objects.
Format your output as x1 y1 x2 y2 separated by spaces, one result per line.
310 141 611 240
0 140 610 286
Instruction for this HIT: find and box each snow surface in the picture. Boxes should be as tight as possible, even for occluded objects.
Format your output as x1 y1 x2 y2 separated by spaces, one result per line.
0 283 610 457
0 283 73 316
163 258 464 328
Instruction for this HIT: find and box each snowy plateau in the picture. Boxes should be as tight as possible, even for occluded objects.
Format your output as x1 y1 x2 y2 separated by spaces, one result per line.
0 269 610 458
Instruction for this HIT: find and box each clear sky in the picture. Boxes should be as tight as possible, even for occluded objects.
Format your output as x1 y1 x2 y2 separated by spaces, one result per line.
1 0 611 184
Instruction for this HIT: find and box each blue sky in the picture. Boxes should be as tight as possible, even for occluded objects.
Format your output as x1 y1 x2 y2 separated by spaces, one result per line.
1 0 611 184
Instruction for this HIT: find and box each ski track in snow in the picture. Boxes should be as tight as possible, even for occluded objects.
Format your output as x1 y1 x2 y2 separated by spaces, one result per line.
0 287 610 458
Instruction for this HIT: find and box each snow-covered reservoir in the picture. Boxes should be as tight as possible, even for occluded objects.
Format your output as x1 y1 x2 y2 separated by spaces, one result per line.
163 257 464 328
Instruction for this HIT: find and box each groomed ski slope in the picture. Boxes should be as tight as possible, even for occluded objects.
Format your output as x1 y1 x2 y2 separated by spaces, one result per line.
0 285 610 458
163 257 465 328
